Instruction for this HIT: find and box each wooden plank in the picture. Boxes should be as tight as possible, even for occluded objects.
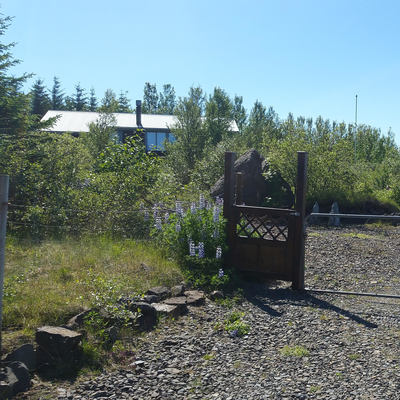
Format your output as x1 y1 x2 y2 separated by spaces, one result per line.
233 204 294 216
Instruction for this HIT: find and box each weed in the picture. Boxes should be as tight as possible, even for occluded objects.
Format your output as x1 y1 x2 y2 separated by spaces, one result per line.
335 372 343 379
233 360 241 369
309 385 321 393
202 353 215 361
224 311 250 337
280 345 310 357
348 353 361 360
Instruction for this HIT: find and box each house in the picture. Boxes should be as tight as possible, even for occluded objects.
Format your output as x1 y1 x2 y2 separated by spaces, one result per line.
41 100 239 152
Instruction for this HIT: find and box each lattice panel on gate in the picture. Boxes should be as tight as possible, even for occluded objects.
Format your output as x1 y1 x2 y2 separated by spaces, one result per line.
236 211 289 241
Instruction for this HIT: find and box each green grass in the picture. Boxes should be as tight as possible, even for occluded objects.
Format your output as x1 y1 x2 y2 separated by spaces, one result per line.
280 345 310 357
3 234 184 353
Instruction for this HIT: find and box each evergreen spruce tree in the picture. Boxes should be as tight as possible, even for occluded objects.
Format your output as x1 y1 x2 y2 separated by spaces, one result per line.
64 96 75 111
51 76 64 110
89 87 98 111
117 90 131 112
72 83 88 111
0 15 38 136
31 78 51 117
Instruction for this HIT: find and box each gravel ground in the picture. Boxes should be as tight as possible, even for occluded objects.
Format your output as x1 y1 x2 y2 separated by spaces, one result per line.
21 225 400 399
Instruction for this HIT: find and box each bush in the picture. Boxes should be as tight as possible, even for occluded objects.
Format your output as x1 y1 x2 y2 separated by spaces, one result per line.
151 195 235 290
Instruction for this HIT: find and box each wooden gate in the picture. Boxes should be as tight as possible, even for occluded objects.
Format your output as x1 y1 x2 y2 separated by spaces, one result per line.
223 152 308 290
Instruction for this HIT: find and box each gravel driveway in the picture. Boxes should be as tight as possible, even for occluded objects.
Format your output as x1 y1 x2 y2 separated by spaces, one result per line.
24 225 400 399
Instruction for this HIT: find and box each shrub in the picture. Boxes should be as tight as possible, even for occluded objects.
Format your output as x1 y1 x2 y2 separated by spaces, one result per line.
151 195 235 290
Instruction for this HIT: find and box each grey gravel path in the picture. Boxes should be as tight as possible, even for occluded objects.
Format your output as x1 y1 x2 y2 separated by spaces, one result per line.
27 225 400 399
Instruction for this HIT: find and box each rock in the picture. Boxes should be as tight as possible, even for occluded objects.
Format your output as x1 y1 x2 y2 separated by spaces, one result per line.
210 149 294 207
0 361 31 397
171 284 185 297
35 326 83 369
105 326 119 345
165 367 181 375
209 290 224 300
65 309 92 330
142 294 159 304
4 344 36 372
163 297 188 315
185 290 206 306
146 286 171 301
129 302 157 331
328 201 340 226
152 303 181 319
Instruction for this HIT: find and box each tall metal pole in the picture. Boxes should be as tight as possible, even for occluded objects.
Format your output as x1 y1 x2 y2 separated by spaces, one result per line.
354 94 358 163
0 175 9 356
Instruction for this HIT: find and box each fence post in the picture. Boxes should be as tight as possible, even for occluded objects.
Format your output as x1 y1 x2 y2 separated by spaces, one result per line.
292 152 308 290
235 172 244 205
0 175 9 356
223 152 236 266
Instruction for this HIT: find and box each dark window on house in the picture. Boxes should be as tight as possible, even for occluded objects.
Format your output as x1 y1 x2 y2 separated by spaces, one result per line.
146 132 168 151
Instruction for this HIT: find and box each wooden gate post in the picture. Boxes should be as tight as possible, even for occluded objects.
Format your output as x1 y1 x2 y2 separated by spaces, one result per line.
223 152 236 266
235 172 244 205
292 152 308 290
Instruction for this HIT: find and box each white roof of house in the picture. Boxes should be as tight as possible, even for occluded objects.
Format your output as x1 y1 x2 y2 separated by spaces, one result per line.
41 110 239 133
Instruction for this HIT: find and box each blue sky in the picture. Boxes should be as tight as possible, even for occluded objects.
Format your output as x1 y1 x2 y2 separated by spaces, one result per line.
2 0 400 144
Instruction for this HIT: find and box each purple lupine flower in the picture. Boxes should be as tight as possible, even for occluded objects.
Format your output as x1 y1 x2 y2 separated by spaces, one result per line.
218 268 224 277
229 329 238 338
176 201 183 217
190 202 197 214
144 210 149 221
189 240 196 256
216 247 222 260
213 228 219 239
216 196 224 206
213 205 220 223
164 212 169 223
199 194 205 209
176 220 181 232
155 217 162 230
152 204 158 219
198 242 205 258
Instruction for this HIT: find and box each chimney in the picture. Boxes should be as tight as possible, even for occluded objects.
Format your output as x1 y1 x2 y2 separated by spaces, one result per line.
136 100 142 127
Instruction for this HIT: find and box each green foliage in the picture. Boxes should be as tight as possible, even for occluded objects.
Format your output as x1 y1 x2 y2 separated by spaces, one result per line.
155 202 225 260
99 88 119 113
224 311 250 337
0 14 40 136
152 197 235 290
51 76 65 110
158 84 176 114
166 86 207 184
205 87 233 146
30 78 50 117
83 111 117 158
72 83 88 111
142 82 159 113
